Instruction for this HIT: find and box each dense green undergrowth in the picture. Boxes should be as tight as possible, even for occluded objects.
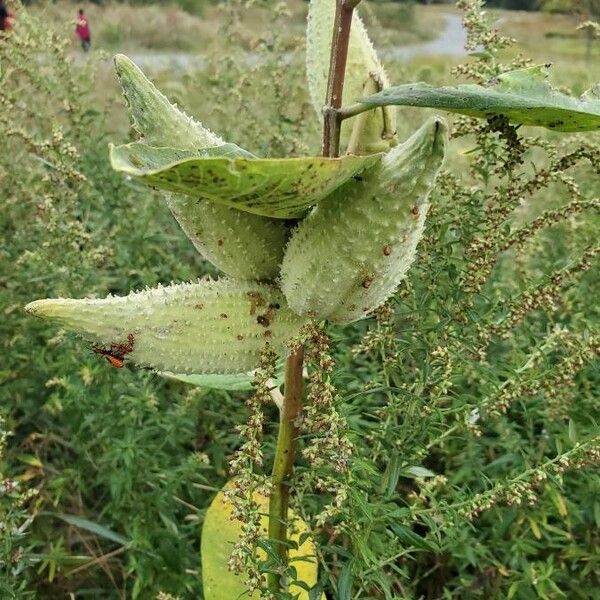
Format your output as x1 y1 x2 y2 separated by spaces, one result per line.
1 2 599 599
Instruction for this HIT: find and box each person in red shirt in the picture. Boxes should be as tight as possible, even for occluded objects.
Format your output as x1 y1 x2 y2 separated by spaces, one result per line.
75 8 91 52
0 0 15 31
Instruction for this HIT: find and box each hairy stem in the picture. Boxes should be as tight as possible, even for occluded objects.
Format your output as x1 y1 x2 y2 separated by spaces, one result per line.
267 346 304 593
322 0 362 157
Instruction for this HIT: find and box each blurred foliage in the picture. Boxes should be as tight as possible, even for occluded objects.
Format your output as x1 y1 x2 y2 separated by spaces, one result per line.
1 1 599 599
541 0 600 16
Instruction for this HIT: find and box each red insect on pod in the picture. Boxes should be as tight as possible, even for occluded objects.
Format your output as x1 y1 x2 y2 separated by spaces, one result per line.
105 355 125 369
92 333 135 369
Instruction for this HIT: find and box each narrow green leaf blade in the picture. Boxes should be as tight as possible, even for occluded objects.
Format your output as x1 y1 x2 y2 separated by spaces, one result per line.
51 514 129 546
25 279 307 375
404 465 437 478
359 65 600 132
110 142 381 219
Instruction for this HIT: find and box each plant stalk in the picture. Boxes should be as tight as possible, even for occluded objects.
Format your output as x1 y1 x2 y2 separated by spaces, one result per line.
267 346 304 593
266 1 360 591
322 0 362 158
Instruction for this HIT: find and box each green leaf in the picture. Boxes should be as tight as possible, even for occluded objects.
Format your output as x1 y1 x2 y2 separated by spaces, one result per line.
201 481 324 599
359 65 600 132
388 524 438 552
110 142 380 219
25 279 307 375
404 465 437 478
51 514 129 546
160 366 284 391
337 560 354 600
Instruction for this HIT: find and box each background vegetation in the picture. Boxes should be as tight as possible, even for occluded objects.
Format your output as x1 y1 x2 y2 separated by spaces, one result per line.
1 0 599 598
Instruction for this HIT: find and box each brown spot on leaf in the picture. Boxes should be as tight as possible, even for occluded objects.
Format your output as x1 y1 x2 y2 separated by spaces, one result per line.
383 245 392 256
217 239 224 247
220 313 228 319
237 334 244 341
194 303 204 310
411 206 419 217
362 276 374 289
264 330 272 338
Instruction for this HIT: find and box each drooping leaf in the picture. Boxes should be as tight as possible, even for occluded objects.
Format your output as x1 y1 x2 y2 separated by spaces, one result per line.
25 279 306 375
110 142 381 218
359 65 600 132
114 54 288 281
201 481 324 599
306 0 396 153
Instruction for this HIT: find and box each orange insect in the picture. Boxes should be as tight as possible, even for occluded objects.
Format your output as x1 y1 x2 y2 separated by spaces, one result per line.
92 333 135 369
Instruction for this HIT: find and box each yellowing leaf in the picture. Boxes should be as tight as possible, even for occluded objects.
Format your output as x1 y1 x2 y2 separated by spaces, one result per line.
25 279 306 375
201 482 324 599
528 518 542 540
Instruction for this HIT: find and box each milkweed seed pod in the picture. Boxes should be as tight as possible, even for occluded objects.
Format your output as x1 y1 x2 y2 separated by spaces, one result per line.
114 54 288 282
25 279 306 375
114 53 223 150
281 117 448 324
306 0 396 154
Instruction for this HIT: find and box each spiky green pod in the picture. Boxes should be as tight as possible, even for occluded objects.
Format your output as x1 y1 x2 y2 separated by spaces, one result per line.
164 196 289 281
25 280 306 374
114 54 287 281
306 0 396 154
281 117 447 324
114 53 224 150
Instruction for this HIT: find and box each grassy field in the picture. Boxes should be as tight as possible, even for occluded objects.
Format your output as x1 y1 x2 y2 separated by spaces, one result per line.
2 2 600 599
36 0 441 53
